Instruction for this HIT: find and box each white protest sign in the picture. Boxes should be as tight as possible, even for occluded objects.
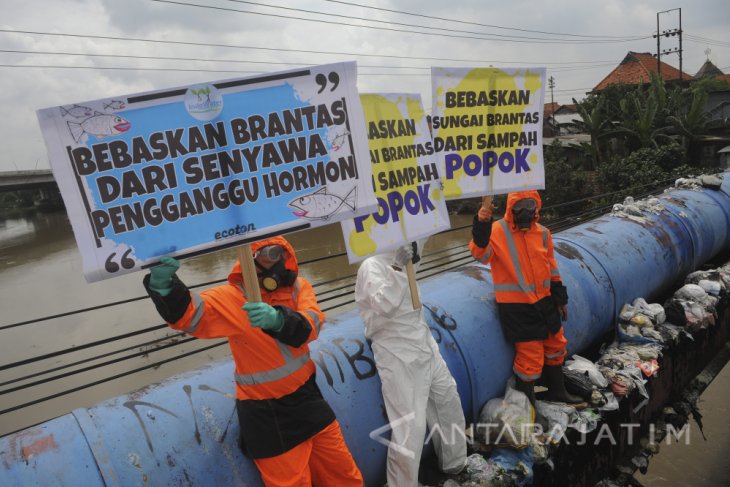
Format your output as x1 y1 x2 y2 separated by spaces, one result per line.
341 93 449 263
431 67 546 199
37 62 376 282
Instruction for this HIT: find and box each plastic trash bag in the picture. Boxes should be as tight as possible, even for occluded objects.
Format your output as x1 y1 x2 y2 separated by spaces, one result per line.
490 447 534 487
618 322 658 344
535 401 575 443
631 297 666 324
463 454 506 484
598 391 620 412
675 283 708 302
563 369 595 401
479 377 535 449
568 409 601 434
698 279 721 296
565 355 609 388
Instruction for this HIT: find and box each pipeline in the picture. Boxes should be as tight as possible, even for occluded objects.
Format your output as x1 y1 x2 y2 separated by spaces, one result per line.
1 174 729 486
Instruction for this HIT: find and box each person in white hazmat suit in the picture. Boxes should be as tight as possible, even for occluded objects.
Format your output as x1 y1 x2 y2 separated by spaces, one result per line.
355 241 467 486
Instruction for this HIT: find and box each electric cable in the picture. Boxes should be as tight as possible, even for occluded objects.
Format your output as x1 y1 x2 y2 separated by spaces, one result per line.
151 0 649 45
0 28 619 65
219 0 649 43
0 48 622 73
0 331 186 388
0 341 227 416
319 0 651 40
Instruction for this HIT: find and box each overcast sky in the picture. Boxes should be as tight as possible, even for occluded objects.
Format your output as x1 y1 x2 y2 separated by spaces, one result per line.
1 0 728 171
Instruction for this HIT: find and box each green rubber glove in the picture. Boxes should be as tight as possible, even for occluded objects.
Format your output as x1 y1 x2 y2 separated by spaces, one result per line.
149 256 180 297
243 302 284 332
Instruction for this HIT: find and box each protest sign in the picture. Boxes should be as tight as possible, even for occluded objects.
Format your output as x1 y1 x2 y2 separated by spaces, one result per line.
341 93 449 263
431 67 546 199
37 62 376 282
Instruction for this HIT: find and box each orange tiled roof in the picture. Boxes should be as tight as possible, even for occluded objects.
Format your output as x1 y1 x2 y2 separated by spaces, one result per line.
544 102 560 118
593 51 694 91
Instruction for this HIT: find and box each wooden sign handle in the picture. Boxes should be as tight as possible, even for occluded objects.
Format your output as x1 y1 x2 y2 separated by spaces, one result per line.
481 195 493 211
406 261 421 310
237 244 262 302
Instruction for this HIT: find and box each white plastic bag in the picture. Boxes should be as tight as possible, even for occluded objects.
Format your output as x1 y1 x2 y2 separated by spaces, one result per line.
479 377 535 449
565 355 608 388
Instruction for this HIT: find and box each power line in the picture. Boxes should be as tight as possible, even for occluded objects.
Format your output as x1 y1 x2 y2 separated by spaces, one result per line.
319 0 650 40
221 0 648 43
0 335 197 396
0 331 186 388
685 34 730 48
0 64 265 74
0 64 598 89
0 341 227 416
151 0 649 45
0 49 620 73
0 29 617 65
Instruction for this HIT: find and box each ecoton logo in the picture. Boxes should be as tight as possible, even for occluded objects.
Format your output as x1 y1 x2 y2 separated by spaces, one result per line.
184 84 223 121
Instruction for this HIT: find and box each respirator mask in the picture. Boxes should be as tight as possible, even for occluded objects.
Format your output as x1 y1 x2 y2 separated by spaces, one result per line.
512 198 537 231
254 245 297 292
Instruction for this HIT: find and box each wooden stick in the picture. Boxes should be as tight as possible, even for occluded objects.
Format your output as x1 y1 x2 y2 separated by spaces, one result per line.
237 244 262 302
406 260 421 310
481 195 493 211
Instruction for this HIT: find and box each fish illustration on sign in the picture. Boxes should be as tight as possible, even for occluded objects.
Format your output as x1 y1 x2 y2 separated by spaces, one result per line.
331 130 349 151
289 186 357 220
67 112 131 143
60 104 94 119
103 100 126 111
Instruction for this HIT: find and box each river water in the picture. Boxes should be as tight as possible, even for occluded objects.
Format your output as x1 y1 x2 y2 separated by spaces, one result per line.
0 209 728 485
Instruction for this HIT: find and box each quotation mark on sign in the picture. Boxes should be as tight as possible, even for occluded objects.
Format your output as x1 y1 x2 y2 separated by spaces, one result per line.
105 248 135 273
315 72 340 94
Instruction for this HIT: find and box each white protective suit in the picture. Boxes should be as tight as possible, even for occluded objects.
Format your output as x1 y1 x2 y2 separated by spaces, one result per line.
355 246 467 487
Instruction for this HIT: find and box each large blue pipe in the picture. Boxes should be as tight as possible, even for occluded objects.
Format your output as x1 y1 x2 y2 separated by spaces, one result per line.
2 174 729 486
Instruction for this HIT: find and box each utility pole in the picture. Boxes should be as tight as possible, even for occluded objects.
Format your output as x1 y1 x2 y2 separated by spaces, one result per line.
548 76 555 108
548 76 556 134
654 8 683 81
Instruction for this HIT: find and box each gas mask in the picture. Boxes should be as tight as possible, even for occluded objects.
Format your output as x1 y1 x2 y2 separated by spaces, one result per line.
254 245 297 292
512 198 537 231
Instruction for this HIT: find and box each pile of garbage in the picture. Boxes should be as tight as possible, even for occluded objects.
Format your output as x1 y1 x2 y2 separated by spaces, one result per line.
664 266 730 332
673 174 723 191
437 260 730 487
611 196 666 220
611 173 724 222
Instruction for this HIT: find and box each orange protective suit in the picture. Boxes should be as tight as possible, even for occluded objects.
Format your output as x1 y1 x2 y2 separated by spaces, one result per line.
145 236 362 486
469 191 569 381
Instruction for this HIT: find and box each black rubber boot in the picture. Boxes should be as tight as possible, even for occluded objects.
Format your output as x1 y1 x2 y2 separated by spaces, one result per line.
542 364 584 404
514 376 537 408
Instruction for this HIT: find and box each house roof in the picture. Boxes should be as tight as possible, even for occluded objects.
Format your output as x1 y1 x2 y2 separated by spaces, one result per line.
695 59 724 78
555 104 578 115
593 51 695 92
544 101 560 119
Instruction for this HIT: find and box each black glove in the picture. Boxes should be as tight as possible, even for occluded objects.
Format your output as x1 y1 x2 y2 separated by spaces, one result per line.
472 215 492 248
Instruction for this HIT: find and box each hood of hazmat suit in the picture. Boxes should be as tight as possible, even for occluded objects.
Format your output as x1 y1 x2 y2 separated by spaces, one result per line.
355 243 431 353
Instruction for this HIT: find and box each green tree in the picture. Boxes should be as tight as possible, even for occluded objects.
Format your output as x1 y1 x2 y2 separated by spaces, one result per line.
597 143 692 198
615 91 672 150
542 139 590 218
569 97 613 169
667 88 710 161
667 85 730 164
